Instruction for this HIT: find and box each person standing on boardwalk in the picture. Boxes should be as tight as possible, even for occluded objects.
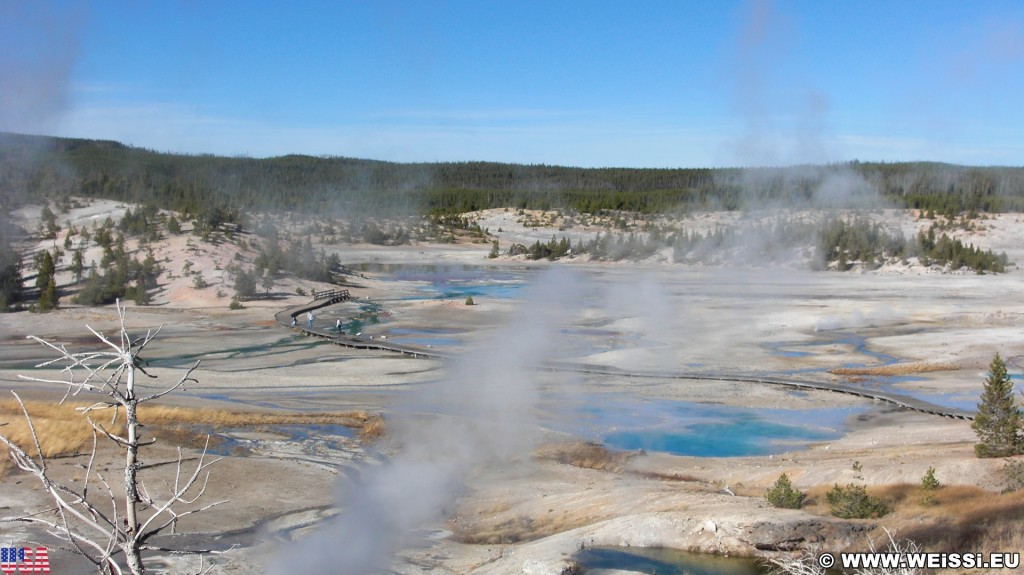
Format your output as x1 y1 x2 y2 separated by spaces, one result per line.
306 311 314 329
336 318 342 332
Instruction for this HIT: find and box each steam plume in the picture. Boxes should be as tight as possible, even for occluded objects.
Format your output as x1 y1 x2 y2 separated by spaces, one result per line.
267 268 580 575
0 1 79 134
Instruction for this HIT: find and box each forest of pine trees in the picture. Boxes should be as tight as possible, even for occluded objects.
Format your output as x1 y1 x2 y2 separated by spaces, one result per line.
4 133 1024 219
72 230 162 306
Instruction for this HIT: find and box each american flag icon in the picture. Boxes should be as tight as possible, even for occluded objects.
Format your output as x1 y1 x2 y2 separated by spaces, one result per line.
0 547 50 573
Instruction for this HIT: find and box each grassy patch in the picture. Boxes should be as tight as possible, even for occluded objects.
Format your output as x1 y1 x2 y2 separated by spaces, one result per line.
889 484 1024 554
829 362 958 377
0 400 94 457
629 469 703 482
802 481 1024 555
534 441 637 473
0 399 381 477
357 414 386 443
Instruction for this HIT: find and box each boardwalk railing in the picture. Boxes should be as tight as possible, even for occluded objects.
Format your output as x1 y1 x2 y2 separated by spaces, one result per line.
274 290 353 327
312 289 350 302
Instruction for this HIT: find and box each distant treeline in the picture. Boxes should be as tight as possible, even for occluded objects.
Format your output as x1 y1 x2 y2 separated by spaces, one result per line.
3 132 1024 220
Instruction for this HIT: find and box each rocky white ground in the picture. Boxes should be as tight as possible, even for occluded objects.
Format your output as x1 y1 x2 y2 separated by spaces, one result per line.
2 201 1023 574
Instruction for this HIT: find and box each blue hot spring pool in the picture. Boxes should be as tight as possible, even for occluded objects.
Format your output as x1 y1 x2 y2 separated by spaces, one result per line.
550 393 862 457
351 263 530 300
576 546 769 575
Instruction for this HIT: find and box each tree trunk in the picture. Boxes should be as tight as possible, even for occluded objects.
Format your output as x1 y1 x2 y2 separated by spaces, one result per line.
124 368 144 574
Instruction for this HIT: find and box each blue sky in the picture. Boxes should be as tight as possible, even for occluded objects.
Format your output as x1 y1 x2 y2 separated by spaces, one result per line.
3 0 1023 167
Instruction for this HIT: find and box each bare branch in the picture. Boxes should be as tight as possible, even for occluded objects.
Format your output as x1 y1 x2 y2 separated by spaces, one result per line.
19 339 129 401
855 527 923 575
766 550 827 575
80 401 118 411
132 325 163 355
82 429 98 502
94 471 122 563
0 433 117 540
139 360 201 403
11 392 47 473
87 323 129 357
135 364 158 379
84 417 155 448
58 499 112 573
7 511 115 571
138 439 226 541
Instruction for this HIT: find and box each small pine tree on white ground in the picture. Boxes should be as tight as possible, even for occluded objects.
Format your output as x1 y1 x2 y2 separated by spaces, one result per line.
972 353 1022 458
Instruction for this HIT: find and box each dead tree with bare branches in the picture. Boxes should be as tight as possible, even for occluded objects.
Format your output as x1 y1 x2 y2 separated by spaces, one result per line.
0 301 227 575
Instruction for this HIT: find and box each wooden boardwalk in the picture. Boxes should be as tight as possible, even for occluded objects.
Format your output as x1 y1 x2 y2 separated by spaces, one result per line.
544 362 975 420
275 293 451 360
275 289 351 324
276 298 974 421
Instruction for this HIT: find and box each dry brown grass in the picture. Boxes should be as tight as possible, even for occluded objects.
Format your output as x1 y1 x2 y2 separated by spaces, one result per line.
135 405 378 428
890 485 1024 554
0 400 95 457
629 469 704 483
0 399 382 477
829 362 958 377
0 400 97 478
801 481 1024 558
727 482 764 497
358 414 387 443
533 441 637 473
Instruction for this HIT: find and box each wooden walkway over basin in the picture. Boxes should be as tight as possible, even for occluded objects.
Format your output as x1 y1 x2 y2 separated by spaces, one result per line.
275 291 450 359
275 297 974 421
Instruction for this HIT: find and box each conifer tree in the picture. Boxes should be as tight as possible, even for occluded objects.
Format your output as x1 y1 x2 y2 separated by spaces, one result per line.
765 473 805 509
972 353 1022 458
36 250 58 311
70 248 85 283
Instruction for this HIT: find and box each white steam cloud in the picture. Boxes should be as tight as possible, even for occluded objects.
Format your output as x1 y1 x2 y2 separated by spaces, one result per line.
0 1 80 134
599 275 682 373
725 0 844 169
267 268 581 575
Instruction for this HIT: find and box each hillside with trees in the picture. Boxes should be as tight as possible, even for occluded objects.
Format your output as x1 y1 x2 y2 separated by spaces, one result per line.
0 132 1021 312
3 132 1024 218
